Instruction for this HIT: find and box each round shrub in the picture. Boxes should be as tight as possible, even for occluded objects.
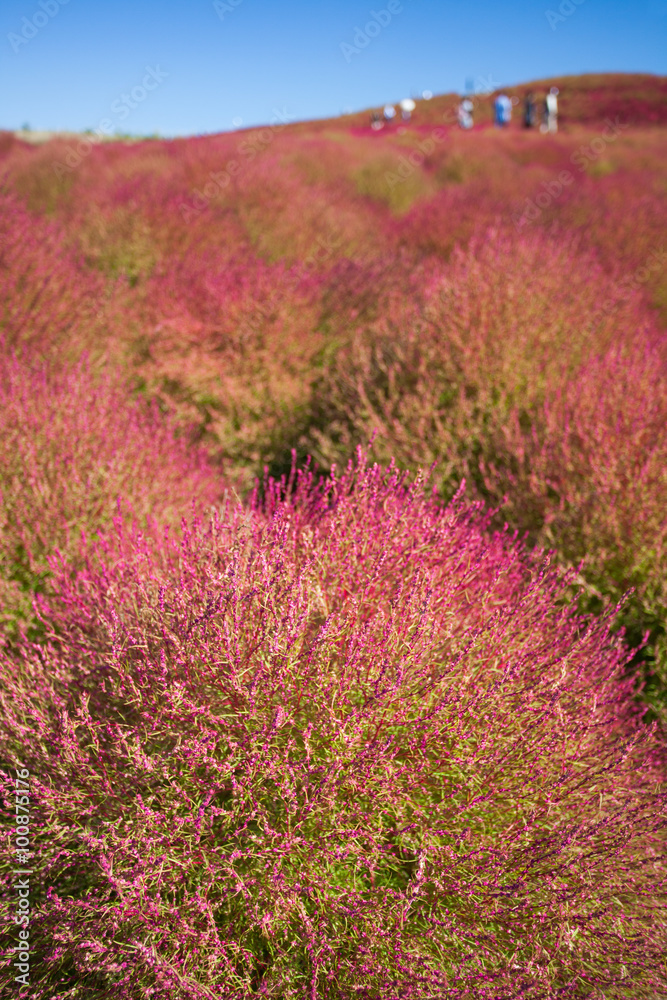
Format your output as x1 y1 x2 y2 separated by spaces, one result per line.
1 459 665 998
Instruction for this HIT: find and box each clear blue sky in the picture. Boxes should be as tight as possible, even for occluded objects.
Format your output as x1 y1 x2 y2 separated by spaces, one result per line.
2 0 665 136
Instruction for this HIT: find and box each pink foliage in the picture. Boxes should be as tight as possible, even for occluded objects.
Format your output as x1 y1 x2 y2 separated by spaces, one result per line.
0 348 224 634
1 459 665 997
0 193 103 354
0 78 666 997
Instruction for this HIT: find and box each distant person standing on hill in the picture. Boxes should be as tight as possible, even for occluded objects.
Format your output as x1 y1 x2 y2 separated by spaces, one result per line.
540 95 549 132
494 94 503 126
383 104 397 125
541 88 559 133
523 92 536 129
494 94 512 127
458 98 474 130
546 87 559 132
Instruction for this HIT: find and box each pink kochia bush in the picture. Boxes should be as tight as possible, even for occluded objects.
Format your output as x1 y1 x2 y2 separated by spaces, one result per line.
1 458 666 998
0 193 103 355
0 350 223 634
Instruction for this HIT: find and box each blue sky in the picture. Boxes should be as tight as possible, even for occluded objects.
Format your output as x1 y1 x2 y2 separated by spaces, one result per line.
2 0 666 136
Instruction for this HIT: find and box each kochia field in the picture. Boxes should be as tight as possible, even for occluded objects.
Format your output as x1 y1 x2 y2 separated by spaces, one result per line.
1 73 666 998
